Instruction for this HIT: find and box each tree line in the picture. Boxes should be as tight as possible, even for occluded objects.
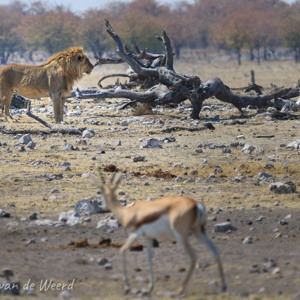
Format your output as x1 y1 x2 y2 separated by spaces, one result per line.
1 0 300 65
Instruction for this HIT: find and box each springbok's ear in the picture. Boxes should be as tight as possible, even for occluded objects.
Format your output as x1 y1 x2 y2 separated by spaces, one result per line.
114 173 122 190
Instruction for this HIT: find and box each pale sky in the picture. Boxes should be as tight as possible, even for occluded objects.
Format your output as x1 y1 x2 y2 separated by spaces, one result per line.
0 0 296 14
1 0 194 13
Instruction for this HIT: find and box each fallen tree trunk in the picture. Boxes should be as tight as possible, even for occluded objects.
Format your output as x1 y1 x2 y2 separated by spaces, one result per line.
88 20 300 119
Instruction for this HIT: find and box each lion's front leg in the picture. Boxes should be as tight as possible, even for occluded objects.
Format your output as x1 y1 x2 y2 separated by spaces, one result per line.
52 94 66 124
52 95 63 124
1 92 14 122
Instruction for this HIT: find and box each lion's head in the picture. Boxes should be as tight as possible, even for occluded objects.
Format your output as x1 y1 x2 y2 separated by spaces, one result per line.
45 47 94 85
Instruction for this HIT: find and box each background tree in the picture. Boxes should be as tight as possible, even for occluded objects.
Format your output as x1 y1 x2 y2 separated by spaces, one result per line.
79 9 113 58
114 0 167 52
0 5 23 64
20 3 79 54
213 11 250 65
160 4 194 59
280 2 300 62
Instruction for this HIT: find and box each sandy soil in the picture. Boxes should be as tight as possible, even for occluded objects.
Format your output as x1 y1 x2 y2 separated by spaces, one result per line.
0 63 300 300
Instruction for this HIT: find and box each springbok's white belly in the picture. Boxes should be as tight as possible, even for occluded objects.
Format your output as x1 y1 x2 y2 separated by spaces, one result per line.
138 215 174 240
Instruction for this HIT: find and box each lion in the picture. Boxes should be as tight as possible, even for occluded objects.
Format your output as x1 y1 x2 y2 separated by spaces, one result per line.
0 47 94 123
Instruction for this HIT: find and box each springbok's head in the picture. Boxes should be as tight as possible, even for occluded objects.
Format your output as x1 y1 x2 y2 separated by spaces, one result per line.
90 172 122 209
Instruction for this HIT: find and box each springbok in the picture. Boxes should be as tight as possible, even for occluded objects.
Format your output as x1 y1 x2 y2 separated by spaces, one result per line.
91 173 227 296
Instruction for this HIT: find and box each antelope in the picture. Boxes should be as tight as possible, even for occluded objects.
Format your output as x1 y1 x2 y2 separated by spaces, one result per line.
90 173 227 296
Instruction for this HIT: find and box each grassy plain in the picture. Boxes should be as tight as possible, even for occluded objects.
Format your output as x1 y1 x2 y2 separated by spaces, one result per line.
0 59 299 300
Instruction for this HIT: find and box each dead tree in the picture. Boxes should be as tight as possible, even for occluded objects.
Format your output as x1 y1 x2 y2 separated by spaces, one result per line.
86 20 300 119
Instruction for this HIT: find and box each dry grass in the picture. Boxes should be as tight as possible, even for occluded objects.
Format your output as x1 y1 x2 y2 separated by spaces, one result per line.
1 60 300 216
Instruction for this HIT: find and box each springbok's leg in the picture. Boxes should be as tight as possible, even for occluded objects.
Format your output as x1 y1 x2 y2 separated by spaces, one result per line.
173 230 197 296
200 232 227 292
120 232 141 294
145 239 154 293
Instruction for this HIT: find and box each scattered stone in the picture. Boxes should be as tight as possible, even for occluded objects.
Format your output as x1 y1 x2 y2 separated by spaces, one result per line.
263 163 274 169
250 264 260 273
25 239 36 246
133 156 146 162
104 263 112 270
231 174 245 182
242 143 264 154
63 143 76 151
140 138 162 149
269 182 296 194
97 257 109 266
18 134 32 144
230 142 243 148
120 120 128 126
81 172 90 178
203 122 215 130
75 198 108 214
29 213 37 220
286 139 300 150
82 128 95 138
279 219 289 226
213 222 236 233
96 215 121 229
26 141 36 149
243 236 253 244
256 215 265 222
263 258 277 270
201 159 208 167
59 210 81 226
268 155 276 161
258 172 274 182
60 290 74 299
51 188 59 194
61 165 71 171
222 147 231 153
0 268 14 279
272 267 281 274
23 287 37 296
214 166 223 174
162 137 176 143
0 209 10 218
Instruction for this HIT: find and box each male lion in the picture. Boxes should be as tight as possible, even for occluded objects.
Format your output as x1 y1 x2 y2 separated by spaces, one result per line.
0 47 94 123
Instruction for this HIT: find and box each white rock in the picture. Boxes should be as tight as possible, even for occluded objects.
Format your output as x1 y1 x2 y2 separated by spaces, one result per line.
269 182 296 194
140 138 162 149
242 143 264 154
213 222 236 233
19 134 32 144
82 129 95 138
286 139 300 150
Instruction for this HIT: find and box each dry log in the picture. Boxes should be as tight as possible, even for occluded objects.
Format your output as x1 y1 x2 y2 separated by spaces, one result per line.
97 74 130 88
87 20 300 119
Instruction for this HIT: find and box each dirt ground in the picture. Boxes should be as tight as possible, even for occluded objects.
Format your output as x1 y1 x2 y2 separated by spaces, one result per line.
0 62 300 300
